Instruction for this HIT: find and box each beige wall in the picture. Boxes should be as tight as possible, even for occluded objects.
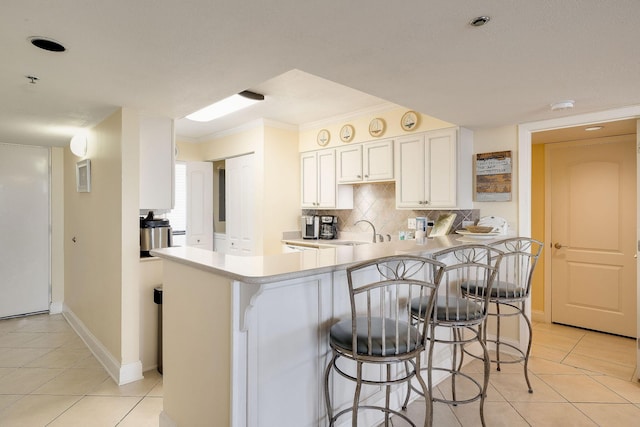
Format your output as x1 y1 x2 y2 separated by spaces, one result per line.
64 107 140 374
180 121 300 255
471 125 520 231
299 106 454 152
263 126 300 254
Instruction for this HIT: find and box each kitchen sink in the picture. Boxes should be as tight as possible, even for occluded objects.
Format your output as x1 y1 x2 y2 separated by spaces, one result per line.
325 241 369 246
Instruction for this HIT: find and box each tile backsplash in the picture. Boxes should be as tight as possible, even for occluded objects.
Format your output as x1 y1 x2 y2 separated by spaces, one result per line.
303 182 479 239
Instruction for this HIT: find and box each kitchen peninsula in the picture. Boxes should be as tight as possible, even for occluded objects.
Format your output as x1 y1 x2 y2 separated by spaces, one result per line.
151 236 486 427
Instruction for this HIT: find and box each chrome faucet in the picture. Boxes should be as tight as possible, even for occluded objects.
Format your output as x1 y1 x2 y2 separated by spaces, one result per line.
354 219 377 243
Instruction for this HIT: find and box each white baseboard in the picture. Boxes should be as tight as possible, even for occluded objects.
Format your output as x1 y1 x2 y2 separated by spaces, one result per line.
62 305 143 385
49 301 63 314
159 410 177 427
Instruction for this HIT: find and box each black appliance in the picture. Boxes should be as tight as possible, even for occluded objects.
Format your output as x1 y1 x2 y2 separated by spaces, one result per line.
320 215 338 239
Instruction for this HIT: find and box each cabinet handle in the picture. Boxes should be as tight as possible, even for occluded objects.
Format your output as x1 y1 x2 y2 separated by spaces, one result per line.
364 175 368 178
357 175 362 178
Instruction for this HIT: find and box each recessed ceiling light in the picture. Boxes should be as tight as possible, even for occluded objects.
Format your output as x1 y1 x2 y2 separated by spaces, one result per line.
584 126 604 131
550 100 574 111
29 36 66 52
470 16 491 27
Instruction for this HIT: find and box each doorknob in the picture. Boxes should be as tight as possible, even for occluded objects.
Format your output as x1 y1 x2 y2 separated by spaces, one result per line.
554 242 564 249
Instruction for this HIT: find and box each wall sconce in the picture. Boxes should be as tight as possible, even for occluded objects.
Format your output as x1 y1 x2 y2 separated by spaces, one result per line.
70 131 88 157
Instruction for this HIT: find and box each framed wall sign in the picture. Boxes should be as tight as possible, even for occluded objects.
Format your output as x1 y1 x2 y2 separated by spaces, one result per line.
474 151 512 201
76 159 91 192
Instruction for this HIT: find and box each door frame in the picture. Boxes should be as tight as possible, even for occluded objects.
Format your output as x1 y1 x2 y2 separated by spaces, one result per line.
518 105 640 377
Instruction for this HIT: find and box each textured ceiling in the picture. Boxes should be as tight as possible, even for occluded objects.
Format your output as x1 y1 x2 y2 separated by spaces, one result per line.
2 1 640 146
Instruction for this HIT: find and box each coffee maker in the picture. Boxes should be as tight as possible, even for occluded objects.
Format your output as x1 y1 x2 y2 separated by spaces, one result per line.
320 215 338 239
301 215 319 239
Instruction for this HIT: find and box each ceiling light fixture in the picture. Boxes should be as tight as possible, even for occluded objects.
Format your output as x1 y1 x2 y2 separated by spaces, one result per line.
470 16 491 27
70 131 88 157
29 36 66 52
186 90 265 122
584 126 603 131
550 100 574 111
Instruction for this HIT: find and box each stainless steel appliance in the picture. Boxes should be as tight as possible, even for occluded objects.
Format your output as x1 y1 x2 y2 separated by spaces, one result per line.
140 211 172 256
301 215 319 239
320 215 338 239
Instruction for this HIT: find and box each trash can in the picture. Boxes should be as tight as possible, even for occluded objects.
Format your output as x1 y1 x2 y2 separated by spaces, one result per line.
153 286 163 374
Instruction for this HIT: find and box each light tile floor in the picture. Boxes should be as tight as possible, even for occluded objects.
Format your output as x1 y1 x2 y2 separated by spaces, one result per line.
0 314 639 426
399 321 640 426
0 314 162 426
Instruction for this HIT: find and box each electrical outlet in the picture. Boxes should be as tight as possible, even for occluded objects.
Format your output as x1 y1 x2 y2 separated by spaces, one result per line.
408 218 417 229
462 220 474 228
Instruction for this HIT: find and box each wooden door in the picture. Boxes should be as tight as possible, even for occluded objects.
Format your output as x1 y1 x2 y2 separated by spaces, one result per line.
549 136 637 337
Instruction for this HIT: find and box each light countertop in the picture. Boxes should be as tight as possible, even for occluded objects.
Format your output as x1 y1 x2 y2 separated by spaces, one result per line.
150 235 497 284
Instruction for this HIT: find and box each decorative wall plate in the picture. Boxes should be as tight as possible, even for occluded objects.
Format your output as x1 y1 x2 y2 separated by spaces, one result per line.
401 110 419 131
340 124 355 142
317 129 330 146
368 118 386 137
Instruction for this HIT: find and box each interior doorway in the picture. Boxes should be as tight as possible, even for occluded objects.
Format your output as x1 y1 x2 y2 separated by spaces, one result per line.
532 119 637 338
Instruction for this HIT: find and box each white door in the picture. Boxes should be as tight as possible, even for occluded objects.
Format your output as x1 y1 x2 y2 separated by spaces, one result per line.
186 162 213 250
0 144 50 318
226 154 255 255
549 136 637 337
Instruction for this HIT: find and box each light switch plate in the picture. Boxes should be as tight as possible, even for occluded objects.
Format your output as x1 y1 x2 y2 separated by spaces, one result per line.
408 218 417 229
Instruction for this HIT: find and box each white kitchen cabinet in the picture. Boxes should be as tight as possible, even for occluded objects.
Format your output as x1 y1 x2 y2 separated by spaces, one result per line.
395 127 472 209
139 115 175 211
336 139 394 183
301 149 353 209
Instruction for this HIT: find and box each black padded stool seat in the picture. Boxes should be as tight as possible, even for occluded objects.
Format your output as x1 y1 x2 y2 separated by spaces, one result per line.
330 317 420 356
462 280 526 299
411 296 484 323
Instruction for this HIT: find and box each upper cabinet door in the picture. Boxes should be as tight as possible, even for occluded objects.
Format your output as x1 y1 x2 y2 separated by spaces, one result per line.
337 139 393 184
300 149 353 209
394 128 469 209
300 152 319 208
395 135 426 208
425 128 457 208
363 139 394 182
336 145 363 183
140 115 175 211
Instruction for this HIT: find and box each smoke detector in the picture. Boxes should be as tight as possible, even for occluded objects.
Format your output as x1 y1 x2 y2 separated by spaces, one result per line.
550 100 575 111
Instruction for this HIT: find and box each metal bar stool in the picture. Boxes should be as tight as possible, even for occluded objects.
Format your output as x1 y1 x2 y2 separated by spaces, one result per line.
410 244 503 427
461 237 543 393
324 255 446 427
